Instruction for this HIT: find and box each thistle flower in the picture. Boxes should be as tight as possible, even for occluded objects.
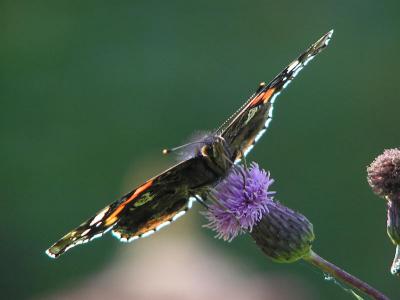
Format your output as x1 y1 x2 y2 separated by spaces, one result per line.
203 162 313 262
204 162 389 299
251 202 314 263
367 148 400 198
367 148 400 275
203 163 275 241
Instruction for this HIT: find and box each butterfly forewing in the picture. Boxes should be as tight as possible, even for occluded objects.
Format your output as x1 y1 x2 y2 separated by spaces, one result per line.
220 30 333 162
46 156 219 258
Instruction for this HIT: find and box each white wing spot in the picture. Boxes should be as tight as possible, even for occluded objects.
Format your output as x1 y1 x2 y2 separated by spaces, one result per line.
325 31 333 45
89 233 103 241
103 225 115 234
283 80 292 89
268 105 274 118
141 230 155 238
128 236 139 242
45 249 56 259
292 62 302 72
292 66 304 78
243 144 254 157
265 118 272 128
172 210 186 221
287 60 299 72
188 197 196 209
254 128 267 143
81 228 91 237
112 231 122 239
303 55 314 66
90 207 109 226
64 244 76 253
156 221 171 231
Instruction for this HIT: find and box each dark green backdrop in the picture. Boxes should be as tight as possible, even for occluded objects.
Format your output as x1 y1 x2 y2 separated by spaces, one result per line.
1 1 399 299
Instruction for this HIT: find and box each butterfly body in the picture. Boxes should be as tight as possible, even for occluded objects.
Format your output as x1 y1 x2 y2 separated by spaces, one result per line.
46 30 333 258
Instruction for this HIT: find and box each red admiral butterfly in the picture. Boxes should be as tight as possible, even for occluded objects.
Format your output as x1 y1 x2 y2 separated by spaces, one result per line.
46 30 333 258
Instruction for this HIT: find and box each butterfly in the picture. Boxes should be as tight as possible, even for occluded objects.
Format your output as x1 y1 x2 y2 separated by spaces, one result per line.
46 30 333 258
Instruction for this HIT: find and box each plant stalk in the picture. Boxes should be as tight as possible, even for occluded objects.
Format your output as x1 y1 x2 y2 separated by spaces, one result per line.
304 250 389 300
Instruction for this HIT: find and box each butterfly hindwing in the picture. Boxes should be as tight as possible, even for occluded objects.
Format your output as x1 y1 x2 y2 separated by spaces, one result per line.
110 155 223 242
111 196 196 242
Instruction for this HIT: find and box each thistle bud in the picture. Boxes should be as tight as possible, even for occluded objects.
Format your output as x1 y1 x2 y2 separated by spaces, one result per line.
251 202 314 263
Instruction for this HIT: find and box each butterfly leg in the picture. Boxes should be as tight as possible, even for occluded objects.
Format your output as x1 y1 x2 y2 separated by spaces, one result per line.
192 194 209 209
240 149 248 169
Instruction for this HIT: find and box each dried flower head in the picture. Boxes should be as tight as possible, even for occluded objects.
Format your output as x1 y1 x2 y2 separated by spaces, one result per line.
367 148 400 276
367 148 400 197
203 163 314 263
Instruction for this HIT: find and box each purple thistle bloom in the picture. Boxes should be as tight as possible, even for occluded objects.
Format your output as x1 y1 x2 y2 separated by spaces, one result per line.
203 162 314 262
203 163 275 241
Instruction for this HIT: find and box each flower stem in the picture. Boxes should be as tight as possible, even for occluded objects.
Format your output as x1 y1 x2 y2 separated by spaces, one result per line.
391 245 400 275
304 250 389 300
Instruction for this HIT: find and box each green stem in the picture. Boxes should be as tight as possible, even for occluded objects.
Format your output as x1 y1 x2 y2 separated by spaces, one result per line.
304 250 389 300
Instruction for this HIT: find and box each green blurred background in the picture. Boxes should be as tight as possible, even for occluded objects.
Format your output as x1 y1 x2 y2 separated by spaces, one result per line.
1 0 399 299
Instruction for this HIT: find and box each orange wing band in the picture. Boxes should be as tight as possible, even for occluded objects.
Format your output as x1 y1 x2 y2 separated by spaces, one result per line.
105 180 154 226
249 87 276 107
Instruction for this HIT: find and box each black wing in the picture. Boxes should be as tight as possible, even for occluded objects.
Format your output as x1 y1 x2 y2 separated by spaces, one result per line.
46 156 218 258
218 30 333 162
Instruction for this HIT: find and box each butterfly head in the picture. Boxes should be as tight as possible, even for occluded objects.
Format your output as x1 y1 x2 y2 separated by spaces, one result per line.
200 135 233 175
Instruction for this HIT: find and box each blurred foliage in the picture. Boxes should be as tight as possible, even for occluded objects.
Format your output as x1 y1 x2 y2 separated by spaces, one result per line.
1 0 400 299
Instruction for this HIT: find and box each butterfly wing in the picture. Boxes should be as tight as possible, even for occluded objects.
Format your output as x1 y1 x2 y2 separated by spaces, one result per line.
219 30 333 162
110 156 215 242
46 156 217 258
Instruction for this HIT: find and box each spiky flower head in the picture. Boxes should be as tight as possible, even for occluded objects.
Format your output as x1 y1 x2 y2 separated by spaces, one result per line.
367 148 400 275
250 202 314 263
203 163 275 241
203 162 314 263
367 148 400 244
367 148 400 198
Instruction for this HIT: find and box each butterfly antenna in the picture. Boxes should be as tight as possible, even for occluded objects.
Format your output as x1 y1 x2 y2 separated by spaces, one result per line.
162 141 204 155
